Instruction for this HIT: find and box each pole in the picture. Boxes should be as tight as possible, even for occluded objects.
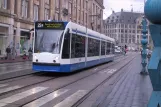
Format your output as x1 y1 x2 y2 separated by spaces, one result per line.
140 16 148 75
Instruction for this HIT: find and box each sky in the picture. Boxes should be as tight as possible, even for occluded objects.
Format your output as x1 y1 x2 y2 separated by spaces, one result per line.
103 0 145 19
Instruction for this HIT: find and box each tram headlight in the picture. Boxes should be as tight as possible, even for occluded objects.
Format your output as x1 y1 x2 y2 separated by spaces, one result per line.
55 56 59 60
34 55 37 59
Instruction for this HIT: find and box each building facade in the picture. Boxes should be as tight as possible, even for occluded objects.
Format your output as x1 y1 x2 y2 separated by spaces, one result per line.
104 9 152 50
0 0 104 56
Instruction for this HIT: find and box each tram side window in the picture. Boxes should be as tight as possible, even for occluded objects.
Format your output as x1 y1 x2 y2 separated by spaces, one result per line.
62 29 70 59
106 42 111 55
101 41 105 55
71 34 85 58
88 38 100 57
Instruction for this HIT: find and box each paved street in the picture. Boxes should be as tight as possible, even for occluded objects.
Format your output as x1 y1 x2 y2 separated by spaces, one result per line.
0 61 32 81
0 53 152 107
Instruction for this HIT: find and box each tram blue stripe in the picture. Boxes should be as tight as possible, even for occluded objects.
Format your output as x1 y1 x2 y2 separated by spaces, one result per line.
72 29 86 35
33 57 114 72
72 29 100 39
87 34 100 39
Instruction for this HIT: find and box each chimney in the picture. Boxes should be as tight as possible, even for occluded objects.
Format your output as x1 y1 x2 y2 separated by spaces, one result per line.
121 9 123 12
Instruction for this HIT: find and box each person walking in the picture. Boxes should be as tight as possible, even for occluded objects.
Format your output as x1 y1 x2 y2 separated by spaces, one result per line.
28 47 32 60
124 45 127 55
23 48 28 60
6 46 11 60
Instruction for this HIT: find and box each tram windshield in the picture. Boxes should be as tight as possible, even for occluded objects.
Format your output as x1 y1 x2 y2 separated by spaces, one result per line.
34 30 64 54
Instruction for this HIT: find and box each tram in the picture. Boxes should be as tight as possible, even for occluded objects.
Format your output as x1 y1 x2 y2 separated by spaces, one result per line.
32 21 115 72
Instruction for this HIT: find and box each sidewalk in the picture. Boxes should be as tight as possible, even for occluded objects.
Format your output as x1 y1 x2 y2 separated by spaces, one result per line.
0 56 31 64
99 55 152 107
80 54 152 107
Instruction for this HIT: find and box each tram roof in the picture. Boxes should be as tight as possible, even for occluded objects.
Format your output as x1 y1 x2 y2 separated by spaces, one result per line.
68 21 115 42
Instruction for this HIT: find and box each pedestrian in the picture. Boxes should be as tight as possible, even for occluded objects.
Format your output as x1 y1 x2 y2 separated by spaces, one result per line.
23 48 28 60
5 46 11 60
11 46 17 60
28 47 32 60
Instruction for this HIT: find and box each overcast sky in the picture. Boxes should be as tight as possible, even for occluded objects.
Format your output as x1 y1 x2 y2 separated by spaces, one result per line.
103 0 145 19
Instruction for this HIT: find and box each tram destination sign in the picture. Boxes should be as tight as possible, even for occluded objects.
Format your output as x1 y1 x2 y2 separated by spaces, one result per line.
35 22 65 30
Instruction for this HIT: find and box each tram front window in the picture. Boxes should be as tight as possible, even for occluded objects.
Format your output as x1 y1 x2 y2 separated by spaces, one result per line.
34 30 64 54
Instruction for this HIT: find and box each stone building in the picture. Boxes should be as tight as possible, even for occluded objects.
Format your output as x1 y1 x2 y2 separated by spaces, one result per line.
0 0 104 56
104 9 152 50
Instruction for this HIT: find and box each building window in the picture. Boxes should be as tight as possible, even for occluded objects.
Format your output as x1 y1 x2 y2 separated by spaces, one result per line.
85 13 87 24
14 0 17 14
21 0 28 18
34 5 39 21
125 25 127 28
121 29 124 33
125 39 127 43
86 1 88 10
0 0 7 9
133 35 135 43
68 2 72 14
44 8 49 20
121 24 124 28
55 0 59 8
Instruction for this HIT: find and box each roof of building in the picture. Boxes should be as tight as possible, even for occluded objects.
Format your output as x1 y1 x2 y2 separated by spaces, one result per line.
105 10 143 24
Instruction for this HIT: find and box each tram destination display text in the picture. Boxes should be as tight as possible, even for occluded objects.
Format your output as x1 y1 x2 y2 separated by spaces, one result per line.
35 22 65 30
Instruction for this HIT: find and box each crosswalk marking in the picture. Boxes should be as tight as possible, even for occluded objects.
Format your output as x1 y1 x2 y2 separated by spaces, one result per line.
0 85 21 94
23 89 69 107
53 90 88 107
0 87 48 107
0 84 8 88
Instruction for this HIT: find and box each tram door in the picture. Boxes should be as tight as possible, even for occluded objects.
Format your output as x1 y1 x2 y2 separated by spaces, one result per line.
70 33 86 71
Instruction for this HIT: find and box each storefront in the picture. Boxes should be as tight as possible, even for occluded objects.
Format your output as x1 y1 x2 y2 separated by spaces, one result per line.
0 26 8 56
20 30 30 54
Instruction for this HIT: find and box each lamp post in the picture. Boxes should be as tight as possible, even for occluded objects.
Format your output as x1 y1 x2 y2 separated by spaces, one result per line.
144 0 161 106
140 16 148 75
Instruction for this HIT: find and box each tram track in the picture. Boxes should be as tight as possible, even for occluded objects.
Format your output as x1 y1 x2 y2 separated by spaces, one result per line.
18 54 134 106
0 54 128 103
0 54 123 83
72 55 137 107
0 72 49 84
0 61 31 67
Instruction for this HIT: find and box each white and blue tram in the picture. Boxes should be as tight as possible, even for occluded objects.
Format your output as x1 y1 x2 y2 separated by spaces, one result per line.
32 21 115 72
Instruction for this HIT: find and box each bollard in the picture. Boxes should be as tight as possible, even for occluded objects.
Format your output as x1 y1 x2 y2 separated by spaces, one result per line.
144 0 161 106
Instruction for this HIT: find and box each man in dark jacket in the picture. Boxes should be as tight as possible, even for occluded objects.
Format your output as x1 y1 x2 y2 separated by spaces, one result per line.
6 46 11 59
